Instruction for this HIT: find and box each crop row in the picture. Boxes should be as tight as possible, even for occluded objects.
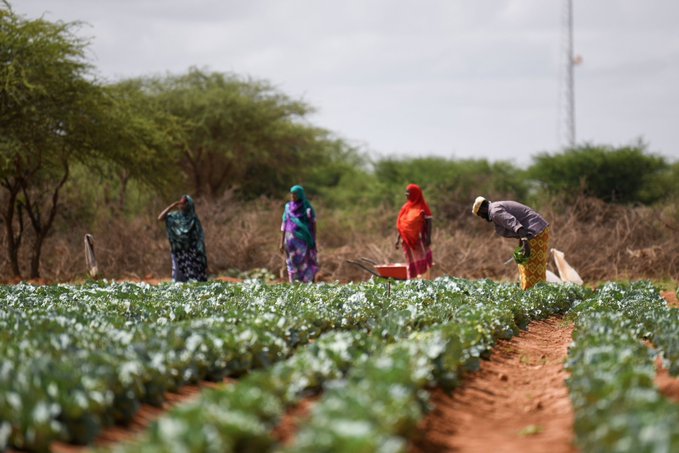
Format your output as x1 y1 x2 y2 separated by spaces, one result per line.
106 279 589 453
571 282 679 374
0 280 414 451
567 282 679 452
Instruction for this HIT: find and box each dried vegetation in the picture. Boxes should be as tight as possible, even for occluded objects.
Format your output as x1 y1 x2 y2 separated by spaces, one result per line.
1 196 678 283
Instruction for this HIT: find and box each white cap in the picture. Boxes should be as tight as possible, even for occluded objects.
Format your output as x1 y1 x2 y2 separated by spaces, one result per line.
472 196 487 215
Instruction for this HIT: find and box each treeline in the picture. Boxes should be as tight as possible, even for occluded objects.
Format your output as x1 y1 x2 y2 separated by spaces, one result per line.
1 4 360 277
1 4 678 279
355 144 679 218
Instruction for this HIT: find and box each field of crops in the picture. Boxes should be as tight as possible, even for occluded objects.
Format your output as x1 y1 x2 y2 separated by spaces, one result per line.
0 278 677 452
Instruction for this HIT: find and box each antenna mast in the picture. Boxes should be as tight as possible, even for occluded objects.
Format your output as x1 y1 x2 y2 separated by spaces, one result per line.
559 0 576 148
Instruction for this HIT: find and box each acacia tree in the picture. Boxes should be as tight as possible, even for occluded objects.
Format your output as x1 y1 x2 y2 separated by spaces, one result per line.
94 80 184 209
0 4 177 278
0 4 88 277
136 68 351 199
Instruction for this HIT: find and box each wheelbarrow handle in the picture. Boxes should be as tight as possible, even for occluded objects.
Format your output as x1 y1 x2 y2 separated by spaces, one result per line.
359 257 378 265
345 259 381 278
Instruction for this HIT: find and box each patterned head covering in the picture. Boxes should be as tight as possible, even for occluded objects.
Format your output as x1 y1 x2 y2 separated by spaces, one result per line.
283 185 316 247
165 195 206 258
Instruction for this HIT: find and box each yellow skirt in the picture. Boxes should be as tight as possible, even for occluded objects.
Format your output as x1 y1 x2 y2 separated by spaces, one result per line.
518 226 550 290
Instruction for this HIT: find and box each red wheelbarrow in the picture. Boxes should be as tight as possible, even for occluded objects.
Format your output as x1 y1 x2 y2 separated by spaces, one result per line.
346 258 408 296
346 257 408 280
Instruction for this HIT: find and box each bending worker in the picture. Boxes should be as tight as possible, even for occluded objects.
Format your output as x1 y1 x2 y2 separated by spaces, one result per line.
472 197 550 290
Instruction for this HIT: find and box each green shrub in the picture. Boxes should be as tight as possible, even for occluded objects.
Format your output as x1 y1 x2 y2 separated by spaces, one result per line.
529 143 670 204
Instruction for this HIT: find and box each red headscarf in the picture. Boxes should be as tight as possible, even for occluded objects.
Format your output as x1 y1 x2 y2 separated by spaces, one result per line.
397 184 432 248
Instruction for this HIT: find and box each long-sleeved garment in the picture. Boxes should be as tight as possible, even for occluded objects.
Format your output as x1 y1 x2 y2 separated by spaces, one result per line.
165 195 208 282
281 186 319 283
488 201 549 239
397 184 433 279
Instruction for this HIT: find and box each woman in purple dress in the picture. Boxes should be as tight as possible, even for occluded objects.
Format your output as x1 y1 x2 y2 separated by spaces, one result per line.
279 185 319 283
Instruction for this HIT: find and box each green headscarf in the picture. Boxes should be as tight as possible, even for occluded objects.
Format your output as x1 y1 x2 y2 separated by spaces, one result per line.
282 185 316 248
165 195 207 262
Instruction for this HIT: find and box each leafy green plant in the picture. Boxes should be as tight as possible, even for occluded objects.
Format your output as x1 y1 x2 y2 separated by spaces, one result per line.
513 245 529 265
0 278 591 451
567 282 679 452
107 279 589 453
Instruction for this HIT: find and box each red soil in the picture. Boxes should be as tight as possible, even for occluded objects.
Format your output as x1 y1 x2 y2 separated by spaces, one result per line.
654 291 679 402
271 396 319 446
409 317 577 453
662 290 679 308
655 356 679 403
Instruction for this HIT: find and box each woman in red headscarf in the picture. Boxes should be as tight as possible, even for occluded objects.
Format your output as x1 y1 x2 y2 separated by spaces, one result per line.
395 183 433 279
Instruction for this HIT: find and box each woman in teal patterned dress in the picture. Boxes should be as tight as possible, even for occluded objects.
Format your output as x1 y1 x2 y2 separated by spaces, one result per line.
158 195 208 282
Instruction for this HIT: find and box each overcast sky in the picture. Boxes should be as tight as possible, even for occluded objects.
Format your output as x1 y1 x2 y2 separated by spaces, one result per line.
12 0 679 165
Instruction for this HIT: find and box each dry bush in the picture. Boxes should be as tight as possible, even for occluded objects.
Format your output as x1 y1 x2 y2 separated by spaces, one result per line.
541 197 679 281
1 196 677 283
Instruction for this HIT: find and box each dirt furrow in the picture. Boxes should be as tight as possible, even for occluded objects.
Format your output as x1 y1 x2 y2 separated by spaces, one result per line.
410 317 576 453
654 291 679 402
655 356 679 403
662 290 678 308
271 396 319 446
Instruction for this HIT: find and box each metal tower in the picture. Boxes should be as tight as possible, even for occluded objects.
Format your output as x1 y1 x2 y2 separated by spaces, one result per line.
558 0 577 149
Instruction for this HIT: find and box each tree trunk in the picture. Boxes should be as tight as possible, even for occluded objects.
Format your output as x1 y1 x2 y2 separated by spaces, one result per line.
185 147 203 197
118 170 129 211
1 179 23 278
29 235 43 279
6 228 21 277
208 152 234 200
21 164 69 279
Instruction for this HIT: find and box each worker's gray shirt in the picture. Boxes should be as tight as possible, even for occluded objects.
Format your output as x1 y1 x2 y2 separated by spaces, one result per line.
488 201 549 239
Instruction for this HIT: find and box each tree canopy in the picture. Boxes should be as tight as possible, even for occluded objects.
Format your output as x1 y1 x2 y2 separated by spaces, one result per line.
2 1 678 281
528 143 670 204
0 3 176 277
134 68 360 199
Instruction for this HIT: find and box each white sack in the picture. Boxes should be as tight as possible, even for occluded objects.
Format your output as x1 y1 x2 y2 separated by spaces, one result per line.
546 269 562 283
551 248 583 285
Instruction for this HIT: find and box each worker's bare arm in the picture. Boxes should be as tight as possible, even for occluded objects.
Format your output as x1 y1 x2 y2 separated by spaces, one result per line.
157 201 181 221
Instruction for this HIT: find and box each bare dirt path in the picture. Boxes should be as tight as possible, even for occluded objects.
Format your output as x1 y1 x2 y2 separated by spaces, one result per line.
409 317 577 453
662 290 679 308
271 397 319 446
655 291 679 402
655 356 679 403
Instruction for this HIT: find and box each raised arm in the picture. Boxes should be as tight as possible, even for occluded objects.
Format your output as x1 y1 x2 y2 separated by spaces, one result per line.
157 201 181 221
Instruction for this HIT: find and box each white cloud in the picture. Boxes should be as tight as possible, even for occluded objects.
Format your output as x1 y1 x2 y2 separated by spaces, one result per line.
11 0 679 164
